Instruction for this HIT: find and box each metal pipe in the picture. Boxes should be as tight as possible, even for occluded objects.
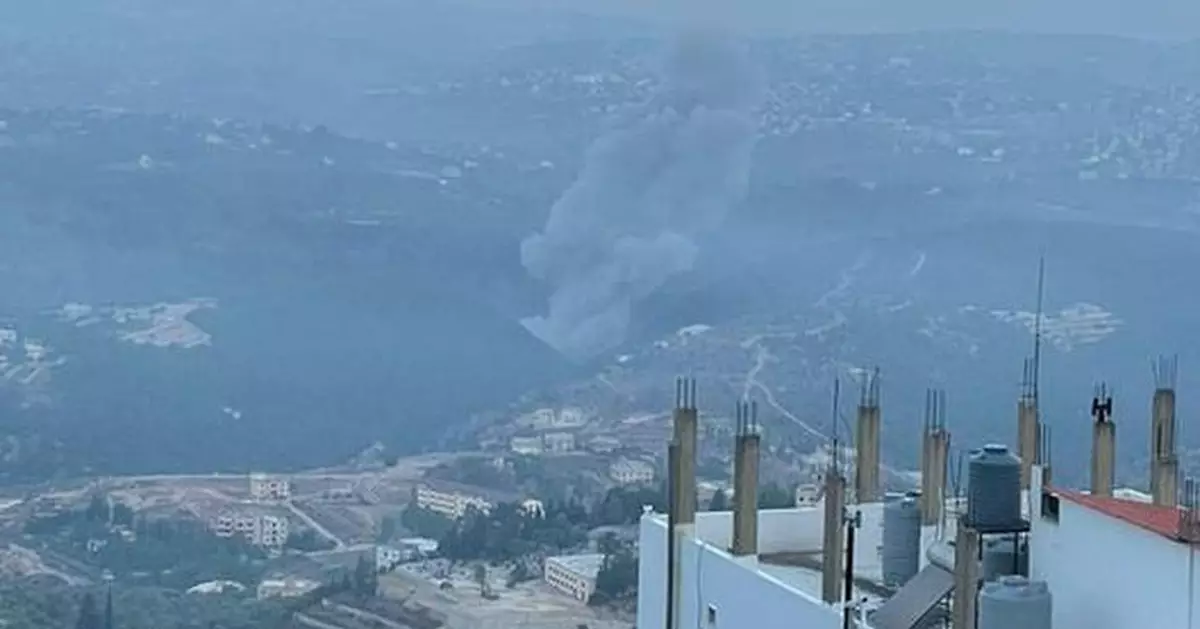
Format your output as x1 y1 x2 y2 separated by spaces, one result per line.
843 509 860 629
666 441 679 629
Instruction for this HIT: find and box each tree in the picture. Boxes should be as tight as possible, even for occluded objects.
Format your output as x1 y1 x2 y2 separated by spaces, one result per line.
85 496 107 524
353 555 377 598
707 490 729 512
377 516 397 543
758 482 794 509
590 543 638 605
75 593 101 629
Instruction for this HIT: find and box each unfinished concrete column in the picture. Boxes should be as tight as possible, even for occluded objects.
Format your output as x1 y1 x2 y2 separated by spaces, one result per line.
854 368 882 503
1017 359 1039 491
1090 386 1115 498
820 467 846 605
731 401 760 557
672 377 698 525
1156 457 1179 507
951 522 980 629
1150 356 1178 504
920 389 949 525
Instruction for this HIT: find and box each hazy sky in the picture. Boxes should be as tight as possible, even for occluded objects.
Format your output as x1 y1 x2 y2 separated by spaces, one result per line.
462 0 1200 41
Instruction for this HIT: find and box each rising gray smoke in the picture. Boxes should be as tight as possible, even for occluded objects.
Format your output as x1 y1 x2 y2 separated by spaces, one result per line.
520 32 761 360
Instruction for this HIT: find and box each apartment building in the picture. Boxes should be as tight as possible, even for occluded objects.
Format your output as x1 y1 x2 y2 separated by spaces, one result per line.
249 473 291 501
542 432 576 453
212 512 289 548
415 485 493 520
544 554 604 602
609 459 655 485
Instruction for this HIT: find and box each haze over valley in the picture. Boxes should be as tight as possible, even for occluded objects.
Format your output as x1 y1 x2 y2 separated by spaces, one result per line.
2 1 1200 627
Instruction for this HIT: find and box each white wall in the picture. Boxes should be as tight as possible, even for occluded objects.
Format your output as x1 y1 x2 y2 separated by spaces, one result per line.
1029 474 1199 629
690 501 928 584
638 515 841 629
693 507 825 553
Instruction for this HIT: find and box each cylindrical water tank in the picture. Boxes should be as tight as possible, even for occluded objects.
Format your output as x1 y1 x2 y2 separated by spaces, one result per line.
882 495 922 587
967 444 1022 530
982 537 1029 581
978 575 1052 629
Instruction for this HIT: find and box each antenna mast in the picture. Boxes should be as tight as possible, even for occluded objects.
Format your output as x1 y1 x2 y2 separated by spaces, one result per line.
1032 256 1046 407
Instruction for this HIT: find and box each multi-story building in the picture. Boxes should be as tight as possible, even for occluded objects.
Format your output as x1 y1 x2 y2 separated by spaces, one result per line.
542 432 576 453
587 435 621 453
509 436 544 455
212 513 288 548
249 473 291 502
256 577 321 600
213 513 259 539
609 459 655 485
256 515 289 548
557 407 587 426
544 553 604 602
415 485 493 520
376 545 405 572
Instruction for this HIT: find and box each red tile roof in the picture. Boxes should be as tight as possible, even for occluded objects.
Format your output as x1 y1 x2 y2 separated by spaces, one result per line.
1054 488 1183 541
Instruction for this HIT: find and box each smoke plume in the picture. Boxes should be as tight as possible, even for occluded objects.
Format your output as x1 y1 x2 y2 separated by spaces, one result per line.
520 32 761 360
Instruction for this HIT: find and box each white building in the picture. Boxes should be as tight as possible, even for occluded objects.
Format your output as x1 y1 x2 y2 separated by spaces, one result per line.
558 407 587 426
1030 465 1200 629
610 459 656 485
212 513 289 548
256 515 289 548
510 436 544 455
637 499 932 629
187 580 248 595
794 484 820 507
545 553 605 602
256 577 321 600
521 498 546 518
249 473 291 501
415 485 493 520
588 435 622 453
376 545 405 572
638 460 1191 629
397 537 440 557
543 432 576 453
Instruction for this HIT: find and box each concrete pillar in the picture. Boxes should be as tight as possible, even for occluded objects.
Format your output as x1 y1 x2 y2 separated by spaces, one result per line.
1090 419 1115 498
919 426 933 522
1151 387 1176 501
922 428 950 525
1017 399 1038 491
854 403 881 503
952 523 980 629
731 431 760 556
821 471 845 605
1155 456 1179 507
672 379 698 526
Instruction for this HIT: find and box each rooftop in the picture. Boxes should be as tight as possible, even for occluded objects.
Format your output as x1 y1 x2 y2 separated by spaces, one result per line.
1054 488 1183 540
547 553 604 578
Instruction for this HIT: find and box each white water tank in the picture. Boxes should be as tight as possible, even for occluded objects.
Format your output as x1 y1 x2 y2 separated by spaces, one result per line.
882 494 922 587
978 575 1052 629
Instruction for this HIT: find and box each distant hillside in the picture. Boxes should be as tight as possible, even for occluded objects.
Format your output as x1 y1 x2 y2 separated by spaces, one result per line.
0 108 573 479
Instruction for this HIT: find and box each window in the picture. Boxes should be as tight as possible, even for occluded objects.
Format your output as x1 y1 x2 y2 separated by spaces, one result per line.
1040 492 1059 523
706 604 718 628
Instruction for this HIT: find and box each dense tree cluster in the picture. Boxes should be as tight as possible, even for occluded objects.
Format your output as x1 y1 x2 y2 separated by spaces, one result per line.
706 482 795 511
24 495 266 589
437 501 588 562
399 504 456 540
0 579 288 629
420 484 666 563
589 534 637 605
285 529 335 552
